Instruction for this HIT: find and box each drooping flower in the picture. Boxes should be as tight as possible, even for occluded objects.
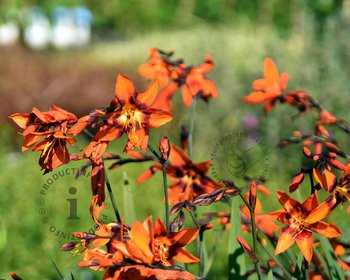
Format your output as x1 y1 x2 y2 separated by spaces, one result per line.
9 105 77 173
270 191 341 263
243 58 288 113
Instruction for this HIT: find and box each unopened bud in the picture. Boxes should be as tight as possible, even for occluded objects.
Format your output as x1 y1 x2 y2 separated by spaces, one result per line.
158 136 170 161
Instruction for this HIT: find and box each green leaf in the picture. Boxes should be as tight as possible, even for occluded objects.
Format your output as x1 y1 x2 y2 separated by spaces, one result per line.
319 236 345 280
228 197 246 280
267 269 274 280
51 258 64 280
313 245 330 278
293 252 306 279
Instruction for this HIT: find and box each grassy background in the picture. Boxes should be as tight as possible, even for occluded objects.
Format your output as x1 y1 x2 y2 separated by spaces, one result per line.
1 11 350 279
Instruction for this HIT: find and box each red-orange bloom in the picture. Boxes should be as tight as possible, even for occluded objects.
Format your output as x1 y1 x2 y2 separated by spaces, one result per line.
138 48 172 88
271 191 341 263
104 264 197 280
9 105 77 173
113 216 199 266
96 74 173 152
244 58 289 113
138 144 222 205
144 52 218 111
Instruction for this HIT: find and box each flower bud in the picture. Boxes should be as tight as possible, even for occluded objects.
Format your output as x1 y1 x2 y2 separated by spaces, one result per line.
158 136 170 161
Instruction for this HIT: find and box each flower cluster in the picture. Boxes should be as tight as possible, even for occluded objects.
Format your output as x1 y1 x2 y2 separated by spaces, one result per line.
9 51 350 280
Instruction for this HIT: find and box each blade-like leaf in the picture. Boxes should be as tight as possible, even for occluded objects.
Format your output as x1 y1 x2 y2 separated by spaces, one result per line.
51 259 64 280
228 197 246 280
319 236 345 280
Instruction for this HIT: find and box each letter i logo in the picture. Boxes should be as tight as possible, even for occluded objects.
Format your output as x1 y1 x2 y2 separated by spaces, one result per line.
66 187 79 220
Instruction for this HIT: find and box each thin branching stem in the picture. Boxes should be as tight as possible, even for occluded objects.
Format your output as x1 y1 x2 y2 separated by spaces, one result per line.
238 191 263 280
147 144 170 231
105 170 121 223
161 162 170 231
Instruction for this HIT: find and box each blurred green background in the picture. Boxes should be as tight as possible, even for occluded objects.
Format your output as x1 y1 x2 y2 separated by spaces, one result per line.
1 0 350 279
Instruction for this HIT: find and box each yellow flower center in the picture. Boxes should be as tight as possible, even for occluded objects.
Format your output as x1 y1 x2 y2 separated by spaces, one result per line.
333 185 350 202
289 215 310 238
117 105 143 131
154 237 170 266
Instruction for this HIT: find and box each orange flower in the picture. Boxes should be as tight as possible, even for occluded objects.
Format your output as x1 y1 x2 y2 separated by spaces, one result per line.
140 50 218 111
243 58 288 113
104 264 197 280
9 105 77 173
271 191 341 263
138 144 222 205
333 162 350 204
113 216 199 266
138 48 172 88
94 74 172 152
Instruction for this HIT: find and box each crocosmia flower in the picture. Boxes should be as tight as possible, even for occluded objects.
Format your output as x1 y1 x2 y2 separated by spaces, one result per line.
9 105 77 173
270 191 341 263
244 58 288 113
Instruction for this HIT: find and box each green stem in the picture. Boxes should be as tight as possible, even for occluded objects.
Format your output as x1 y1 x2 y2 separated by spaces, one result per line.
148 144 170 231
259 239 293 279
238 191 262 279
104 171 121 223
161 162 170 231
250 208 263 280
188 98 197 159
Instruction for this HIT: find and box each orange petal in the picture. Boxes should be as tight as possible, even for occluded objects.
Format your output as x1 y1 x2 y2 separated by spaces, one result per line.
129 221 153 262
173 247 200 263
243 91 280 104
169 144 190 167
311 221 342 238
9 113 30 129
172 228 199 247
153 217 167 236
194 160 211 173
279 72 289 91
313 168 336 192
276 191 302 217
151 82 178 111
136 80 159 108
275 227 295 255
264 58 279 80
295 231 313 264
181 84 193 106
194 54 214 74
115 74 136 104
305 195 336 224
138 63 156 80
289 172 305 192
144 109 173 128
95 127 121 142
301 192 319 213
202 79 218 98
237 235 258 262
